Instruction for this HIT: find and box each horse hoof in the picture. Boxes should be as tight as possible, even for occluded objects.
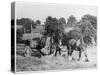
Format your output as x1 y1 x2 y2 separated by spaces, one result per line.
62 54 66 57
77 59 80 61
72 58 75 61
85 59 89 62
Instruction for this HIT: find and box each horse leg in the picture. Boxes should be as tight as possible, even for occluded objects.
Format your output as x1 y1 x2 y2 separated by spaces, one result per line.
68 53 73 61
70 50 75 60
58 47 61 55
49 46 52 55
54 49 57 56
68 46 73 61
84 50 89 62
55 48 57 56
59 50 61 55
77 50 81 61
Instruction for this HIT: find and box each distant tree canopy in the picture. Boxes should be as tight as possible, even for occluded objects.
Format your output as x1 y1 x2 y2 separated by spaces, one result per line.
35 20 41 25
16 18 41 33
16 28 24 43
81 14 97 29
66 15 77 27
58 17 66 32
44 16 65 40
44 16 58 36
17 18 33 25
58 17 66 25
62 14 97 45
76 15 97 45
16 14 97 46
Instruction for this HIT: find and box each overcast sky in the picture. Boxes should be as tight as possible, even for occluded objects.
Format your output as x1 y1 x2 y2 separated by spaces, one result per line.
16 2 97 24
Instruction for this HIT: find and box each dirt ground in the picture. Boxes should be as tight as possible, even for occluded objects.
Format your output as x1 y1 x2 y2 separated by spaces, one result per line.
16 45 97 72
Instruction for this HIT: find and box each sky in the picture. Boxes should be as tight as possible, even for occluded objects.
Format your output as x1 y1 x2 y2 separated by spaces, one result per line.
16 2 98 24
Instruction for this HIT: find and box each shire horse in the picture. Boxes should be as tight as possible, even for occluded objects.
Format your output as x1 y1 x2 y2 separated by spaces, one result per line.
66 38 89 62
61 33 89 62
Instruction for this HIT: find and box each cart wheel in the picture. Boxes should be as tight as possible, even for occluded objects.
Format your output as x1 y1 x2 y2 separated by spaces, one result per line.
24 46 31 57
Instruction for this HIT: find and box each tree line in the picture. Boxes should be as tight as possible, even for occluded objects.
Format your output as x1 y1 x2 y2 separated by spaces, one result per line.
16 14 97 45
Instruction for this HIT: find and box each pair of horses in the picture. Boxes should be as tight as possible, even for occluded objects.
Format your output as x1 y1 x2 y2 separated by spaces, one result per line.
50 36 89 62
24 36 89 62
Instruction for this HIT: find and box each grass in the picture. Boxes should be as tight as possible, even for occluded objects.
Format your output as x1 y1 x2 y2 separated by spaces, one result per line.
16 44 97 72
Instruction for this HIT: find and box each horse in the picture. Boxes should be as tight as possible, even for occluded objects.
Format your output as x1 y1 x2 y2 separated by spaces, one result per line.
66 39 89 62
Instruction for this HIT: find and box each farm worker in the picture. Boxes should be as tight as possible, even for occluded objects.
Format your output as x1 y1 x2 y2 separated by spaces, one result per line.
24 46 31 57
24 40 31 57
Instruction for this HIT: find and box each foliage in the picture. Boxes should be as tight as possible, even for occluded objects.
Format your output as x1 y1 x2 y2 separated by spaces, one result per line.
67 29 81 39
44 16 59 36
62 14 97 46
83 35 92 45
82 14 97 29
16 14 97 46
17 18 36 33
66 15 77 27
44 16 66 43
35 20 41 25
58 17 66 32
16 28 24 43
58 17 66 25
77 15 97 45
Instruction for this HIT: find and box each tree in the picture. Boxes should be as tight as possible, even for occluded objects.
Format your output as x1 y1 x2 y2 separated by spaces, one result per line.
44 16 59 36
16 28 24 43
35 20 41 25
78 18 97 45
67 15 77 27
58 17 66 32
58 17 66 25
82 14 97 29
44 16 64 38
17 18 36 33
23 18 33 33
31 21 36 28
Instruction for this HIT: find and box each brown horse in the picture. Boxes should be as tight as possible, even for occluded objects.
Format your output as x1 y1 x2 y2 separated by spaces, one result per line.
67 39 89 62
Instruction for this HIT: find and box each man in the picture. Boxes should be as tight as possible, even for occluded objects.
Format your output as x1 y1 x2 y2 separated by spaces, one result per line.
24 40 32 57
54 44 61 56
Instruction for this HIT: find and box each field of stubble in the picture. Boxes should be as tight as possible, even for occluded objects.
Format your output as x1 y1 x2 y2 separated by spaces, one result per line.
16 44 97 72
